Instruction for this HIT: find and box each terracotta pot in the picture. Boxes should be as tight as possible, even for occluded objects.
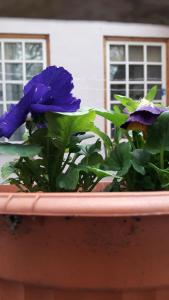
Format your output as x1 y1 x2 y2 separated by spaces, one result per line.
0 185 169 299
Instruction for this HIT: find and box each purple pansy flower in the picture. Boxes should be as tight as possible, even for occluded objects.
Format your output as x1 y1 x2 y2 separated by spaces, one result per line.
121 100 168 133
0 66 81 138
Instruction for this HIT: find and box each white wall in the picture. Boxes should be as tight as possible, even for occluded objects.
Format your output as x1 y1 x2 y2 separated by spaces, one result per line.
1 18 169 122
0 18 169 166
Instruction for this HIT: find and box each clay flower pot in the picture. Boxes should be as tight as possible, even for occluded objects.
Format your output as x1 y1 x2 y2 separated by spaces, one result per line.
0 184 169 299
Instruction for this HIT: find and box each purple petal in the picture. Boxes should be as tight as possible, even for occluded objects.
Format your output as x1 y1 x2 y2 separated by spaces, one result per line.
136 105 167 115
43 95 76 106
24 66 74 100
31 83 50 103
121 105 168 129
0 90 33 138
30 97 81 113
0 66 81 138
121 112 157 129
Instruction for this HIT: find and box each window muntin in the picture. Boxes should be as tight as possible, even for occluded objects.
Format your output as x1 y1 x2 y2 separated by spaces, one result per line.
0 38 47 141
106 41 166 137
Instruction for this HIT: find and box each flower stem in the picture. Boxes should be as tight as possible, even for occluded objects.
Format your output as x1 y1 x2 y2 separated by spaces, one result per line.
160 148 164 169
126 132 135 150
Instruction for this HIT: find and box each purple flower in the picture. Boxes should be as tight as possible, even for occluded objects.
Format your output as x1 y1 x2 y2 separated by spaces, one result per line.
0 89 33 139
0 66 81 138
121 102 167 133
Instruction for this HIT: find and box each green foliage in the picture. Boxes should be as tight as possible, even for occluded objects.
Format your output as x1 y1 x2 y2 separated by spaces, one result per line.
95 109 128 127
131 149 150 175
145 85 157 101
1 161 16 181
105 142 131 176
114 95 138 112
46 110 112 154
96 86 169 192
146 111 169 154
149 163 169 189
1 84 169 193
57 168 80 191
46 110 96 148
104 143 150 178
1 109 114 192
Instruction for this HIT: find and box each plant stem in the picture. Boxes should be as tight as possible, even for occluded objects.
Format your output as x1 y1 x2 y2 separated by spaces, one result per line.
126 132 135 150
160 148 164 169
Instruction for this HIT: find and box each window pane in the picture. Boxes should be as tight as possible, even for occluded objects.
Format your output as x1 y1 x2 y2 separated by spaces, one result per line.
110 84 126 100
0 104 3 115
26 63 43 80
110 65 125 81
6 84 23 101
4 43 22 60
129 46 143 62
0 84 3 101
25 43 43 60
0 64 2 80
129 84 144 100
110 45 125 61
147 84 162 100
147 65 161 81
129 65 144 81
147 46 161 62
0 44 1 60
5 63 23 80
0 104 4 141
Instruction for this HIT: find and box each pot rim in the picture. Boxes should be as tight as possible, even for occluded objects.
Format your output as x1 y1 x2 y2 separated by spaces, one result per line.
0 188 169 217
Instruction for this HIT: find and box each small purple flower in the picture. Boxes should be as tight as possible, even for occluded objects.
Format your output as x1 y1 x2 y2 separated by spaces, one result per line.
0 66 81 138
121 101 168 132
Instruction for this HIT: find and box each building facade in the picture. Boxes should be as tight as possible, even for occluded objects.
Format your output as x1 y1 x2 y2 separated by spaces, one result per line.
0 18 169 163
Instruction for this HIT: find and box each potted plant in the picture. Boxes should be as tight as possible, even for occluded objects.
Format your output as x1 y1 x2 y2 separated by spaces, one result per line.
0 67 169 299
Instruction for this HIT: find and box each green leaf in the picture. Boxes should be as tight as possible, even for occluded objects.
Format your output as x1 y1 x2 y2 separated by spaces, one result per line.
132 149 150 165
95 109 128 127
79 139 101 156
46 109 112 154
149 163 169 188
114 95 138 112
46 110 96 149
69 133 95 154
79 165 115 179
81 152 104 167
1 161 16 179
84 166 116 179
131 149 150 175
145 85 157 101
70 133 94 145
106 142 131 176
131 160 145 175
0 143 41 156
113 105 121 113
92 126 112 154
70 139 103 167
145 111 169 154
57 168 80 191
87 153 103 166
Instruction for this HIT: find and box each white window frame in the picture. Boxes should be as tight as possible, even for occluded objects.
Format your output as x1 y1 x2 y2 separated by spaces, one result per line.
0 38 47 111
105 40 167 136
0 36 48 141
